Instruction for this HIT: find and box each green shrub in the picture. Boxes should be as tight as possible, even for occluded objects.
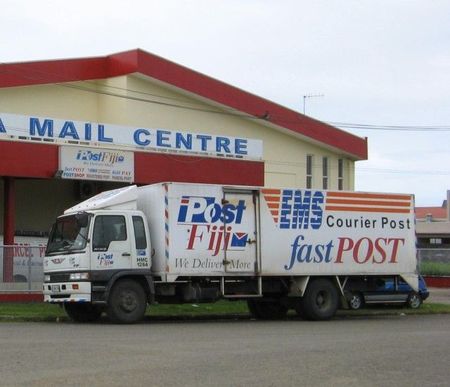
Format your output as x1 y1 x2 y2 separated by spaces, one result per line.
420 261 450 276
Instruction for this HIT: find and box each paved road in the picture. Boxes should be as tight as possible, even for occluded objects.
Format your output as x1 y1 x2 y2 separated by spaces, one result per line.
1 315 449 387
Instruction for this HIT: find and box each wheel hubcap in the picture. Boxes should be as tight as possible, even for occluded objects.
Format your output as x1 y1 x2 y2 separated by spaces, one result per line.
350 296 361 308
316 291 328 308
120 291 137 312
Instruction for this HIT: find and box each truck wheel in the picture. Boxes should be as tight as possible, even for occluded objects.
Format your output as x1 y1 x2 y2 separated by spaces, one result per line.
107 280 147 324
407 293 422 309
64 303 103 323
302 279 338 321
247 299 288 320
348 292 364 310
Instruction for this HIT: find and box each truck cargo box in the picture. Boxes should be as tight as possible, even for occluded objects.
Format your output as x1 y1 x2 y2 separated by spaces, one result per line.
138 183 416 280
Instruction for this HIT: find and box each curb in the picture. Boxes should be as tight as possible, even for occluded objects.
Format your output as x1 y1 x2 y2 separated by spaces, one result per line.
0 293 43 303
423 276 450 288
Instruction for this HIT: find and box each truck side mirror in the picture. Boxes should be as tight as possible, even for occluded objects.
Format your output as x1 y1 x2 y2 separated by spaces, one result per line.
75 212 89 228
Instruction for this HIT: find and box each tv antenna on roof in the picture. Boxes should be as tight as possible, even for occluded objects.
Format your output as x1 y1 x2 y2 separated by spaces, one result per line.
303 94 324 115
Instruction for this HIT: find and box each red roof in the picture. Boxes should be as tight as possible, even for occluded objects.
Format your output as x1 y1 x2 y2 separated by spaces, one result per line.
0 49 368 160
415 206 448 220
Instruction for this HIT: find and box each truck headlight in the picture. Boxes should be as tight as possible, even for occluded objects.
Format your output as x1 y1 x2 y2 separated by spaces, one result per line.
69 272 90 281
44 275 51 282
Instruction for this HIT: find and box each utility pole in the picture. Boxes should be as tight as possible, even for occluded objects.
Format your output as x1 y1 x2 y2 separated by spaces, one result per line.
303 94 324 115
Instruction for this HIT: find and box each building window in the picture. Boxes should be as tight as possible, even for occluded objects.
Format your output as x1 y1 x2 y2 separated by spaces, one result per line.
430 238 442 245
322 157 328 189
306 155 313 188
338 158 344 190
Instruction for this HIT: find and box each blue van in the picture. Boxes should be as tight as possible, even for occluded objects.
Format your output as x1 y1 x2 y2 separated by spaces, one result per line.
345 275 429 310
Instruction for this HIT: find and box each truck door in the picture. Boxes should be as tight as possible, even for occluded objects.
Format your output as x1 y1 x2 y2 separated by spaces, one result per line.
223 190 258 273
91 214 132 270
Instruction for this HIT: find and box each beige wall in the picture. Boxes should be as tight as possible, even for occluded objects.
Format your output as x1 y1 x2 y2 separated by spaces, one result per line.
0 74 356 191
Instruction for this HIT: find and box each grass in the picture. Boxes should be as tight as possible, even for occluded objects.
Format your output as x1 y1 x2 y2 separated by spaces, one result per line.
0 303 66 321
1 300 450 322
420 262 450 276
147 300 249 317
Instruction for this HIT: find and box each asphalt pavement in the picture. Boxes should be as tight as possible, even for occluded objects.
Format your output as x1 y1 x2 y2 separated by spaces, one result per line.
1 315 450 386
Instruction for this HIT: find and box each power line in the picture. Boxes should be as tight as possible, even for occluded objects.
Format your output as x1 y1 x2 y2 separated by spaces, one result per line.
329 122 450 131
2 65 450 132
357 167 450 176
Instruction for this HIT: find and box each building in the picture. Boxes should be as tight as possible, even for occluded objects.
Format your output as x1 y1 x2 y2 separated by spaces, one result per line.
416 190 450 251
1 49 367 282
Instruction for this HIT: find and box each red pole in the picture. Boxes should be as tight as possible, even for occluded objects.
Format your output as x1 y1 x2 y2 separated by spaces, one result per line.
3 177 15 282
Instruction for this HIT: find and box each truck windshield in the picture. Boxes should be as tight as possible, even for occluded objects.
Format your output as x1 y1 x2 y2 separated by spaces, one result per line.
46 214 90 255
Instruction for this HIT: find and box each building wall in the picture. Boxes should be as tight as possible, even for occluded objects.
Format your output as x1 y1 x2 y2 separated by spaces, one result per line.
0 75 355 190
1 74 356 236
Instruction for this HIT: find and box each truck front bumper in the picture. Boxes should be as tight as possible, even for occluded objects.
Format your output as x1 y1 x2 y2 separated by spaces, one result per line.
43 281 92 303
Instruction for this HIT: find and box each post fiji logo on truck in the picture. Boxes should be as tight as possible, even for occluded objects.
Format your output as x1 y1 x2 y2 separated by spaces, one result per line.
177 196 248 256
97 253 114 267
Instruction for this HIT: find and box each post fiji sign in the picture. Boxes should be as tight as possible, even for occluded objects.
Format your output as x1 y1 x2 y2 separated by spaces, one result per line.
0 112 263 160
59 146 134 183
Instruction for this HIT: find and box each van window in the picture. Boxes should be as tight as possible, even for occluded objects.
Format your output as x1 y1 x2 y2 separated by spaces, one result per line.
93 215 127 251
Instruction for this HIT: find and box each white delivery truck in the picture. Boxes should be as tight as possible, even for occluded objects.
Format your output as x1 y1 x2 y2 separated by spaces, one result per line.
43 182 419 323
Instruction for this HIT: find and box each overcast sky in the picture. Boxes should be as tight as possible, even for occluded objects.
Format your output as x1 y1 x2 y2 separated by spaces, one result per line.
1 0 449 206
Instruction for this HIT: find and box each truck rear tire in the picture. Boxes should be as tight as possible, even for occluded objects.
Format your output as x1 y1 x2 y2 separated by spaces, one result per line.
247 299 288 320
302 279 338 321
64 303 103 323
107 279 147 324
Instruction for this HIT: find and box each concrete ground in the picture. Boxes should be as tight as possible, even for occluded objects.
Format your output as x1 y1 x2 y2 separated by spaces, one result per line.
427 287 450 304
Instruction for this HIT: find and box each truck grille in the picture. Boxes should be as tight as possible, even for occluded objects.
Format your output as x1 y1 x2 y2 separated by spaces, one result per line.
46 273 71 282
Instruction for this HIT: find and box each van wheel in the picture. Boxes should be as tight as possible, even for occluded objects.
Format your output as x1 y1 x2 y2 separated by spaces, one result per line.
64 303 103 322
247 299 288 320
348 293 364 310
107 280 147 324
302 279 338 321
407 293 422 309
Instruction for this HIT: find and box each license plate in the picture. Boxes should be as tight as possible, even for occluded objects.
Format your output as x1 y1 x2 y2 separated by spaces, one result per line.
51 285 61 293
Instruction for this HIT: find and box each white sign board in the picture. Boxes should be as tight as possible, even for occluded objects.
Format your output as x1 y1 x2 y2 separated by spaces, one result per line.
0 112 263 160
59 146 134 183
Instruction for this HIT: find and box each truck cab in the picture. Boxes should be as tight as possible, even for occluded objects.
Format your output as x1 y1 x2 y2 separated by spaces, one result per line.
44 200 153 322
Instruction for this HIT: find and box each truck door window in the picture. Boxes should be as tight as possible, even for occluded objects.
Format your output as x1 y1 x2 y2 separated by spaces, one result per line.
93 215 127 251
132 216 147 250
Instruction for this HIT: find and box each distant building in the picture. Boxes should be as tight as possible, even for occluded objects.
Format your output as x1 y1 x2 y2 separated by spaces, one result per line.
416 190 450 249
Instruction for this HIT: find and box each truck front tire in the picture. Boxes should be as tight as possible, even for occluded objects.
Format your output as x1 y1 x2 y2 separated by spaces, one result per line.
302 279 338 321
107 279 147 324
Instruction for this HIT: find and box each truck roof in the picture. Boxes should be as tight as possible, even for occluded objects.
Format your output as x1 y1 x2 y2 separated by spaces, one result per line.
64 185 138 214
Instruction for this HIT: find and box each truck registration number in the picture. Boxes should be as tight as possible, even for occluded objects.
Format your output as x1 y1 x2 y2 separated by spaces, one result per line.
51 285 61 293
